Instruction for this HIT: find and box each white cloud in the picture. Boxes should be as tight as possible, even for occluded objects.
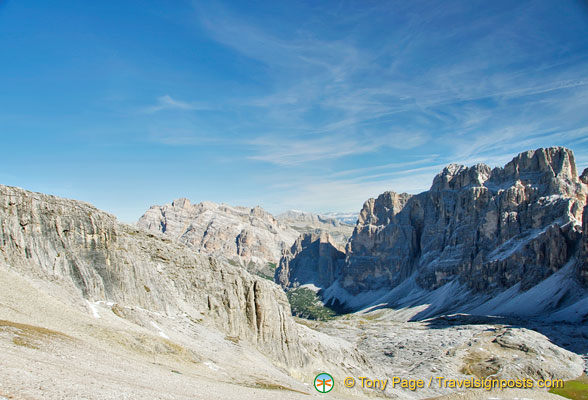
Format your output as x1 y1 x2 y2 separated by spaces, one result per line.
142 95 209 113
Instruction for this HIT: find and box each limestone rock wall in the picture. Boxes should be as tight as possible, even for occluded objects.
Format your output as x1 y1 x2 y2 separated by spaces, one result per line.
577 167 588 287
137 199 299 273
339 147 588 295
278 148 588 315
0 185 304 367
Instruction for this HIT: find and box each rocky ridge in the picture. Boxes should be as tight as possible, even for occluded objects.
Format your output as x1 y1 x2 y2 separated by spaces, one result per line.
577 167 588 287
0 184 372 381
279 147 588 321
137 199 299 279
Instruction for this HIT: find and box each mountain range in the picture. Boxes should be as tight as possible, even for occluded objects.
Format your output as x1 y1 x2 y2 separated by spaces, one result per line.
277 147 588 322
0 146 586 399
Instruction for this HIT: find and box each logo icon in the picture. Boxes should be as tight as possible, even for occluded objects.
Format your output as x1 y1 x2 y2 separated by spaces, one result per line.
314 373 334 393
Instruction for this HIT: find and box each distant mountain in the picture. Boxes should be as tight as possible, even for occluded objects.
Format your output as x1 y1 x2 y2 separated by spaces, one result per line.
276 210 355 245
277 147 588 322
320 212 358 225
137 199 299 279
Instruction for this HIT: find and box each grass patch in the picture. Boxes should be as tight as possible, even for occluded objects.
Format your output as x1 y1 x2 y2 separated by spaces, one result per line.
286 287 337 321
256 272 274 281
246 380 309 395
460 351 500 379
267 262 277 270
224 335 240 344
12 335 40 349
0 319 71 350
549 376 588 400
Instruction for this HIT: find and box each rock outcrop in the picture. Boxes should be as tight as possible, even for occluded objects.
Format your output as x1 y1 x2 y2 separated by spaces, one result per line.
137 200 299 277
577 167 588 287
279 147 588 319
0 185 304 367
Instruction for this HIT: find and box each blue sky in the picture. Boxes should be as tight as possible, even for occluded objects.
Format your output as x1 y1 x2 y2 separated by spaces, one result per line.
1 1 588 222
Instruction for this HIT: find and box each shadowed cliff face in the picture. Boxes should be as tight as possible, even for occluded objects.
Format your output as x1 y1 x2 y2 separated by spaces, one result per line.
0 185 306 367
276 232 345 289
278 147 588 319
578 167 588 287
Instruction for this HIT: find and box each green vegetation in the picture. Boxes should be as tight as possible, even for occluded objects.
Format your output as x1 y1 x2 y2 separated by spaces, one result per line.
286 287 337 321
248 380 309 394
549 377 588 400
226 259 239 267
0 319 71 350
254 262 278 281
255 271 274 281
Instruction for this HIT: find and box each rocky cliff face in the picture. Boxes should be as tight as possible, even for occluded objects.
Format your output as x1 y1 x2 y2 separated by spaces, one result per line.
137 199 299 277
577 168 588 287
276 232 345 289
279 147 588 320
0 185 305 367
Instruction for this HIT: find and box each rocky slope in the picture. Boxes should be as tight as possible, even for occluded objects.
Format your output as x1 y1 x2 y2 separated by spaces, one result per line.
0 185 305 366
279 147 588 321
0 184 377 385
137 199 299 279
276 210 355 246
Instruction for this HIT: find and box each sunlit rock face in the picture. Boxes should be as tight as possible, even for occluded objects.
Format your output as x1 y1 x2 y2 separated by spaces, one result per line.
0 184 306 367
275 210 355 247
279 147 588 318
137 199 299 274
343 147 587 293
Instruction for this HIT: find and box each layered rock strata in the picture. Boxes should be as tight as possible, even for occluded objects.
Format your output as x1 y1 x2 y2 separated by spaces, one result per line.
279 147 588 319
138 199 299 276
0 185 303 367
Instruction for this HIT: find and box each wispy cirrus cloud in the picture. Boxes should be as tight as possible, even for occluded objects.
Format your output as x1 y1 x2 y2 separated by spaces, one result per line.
193 2 588 143
142 95 210 113
247 131 430 166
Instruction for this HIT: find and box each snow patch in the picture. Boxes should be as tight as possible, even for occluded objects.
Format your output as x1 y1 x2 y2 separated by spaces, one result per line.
86 300 100 319
150 321 169 339
204 361 220 371
299 283 321 293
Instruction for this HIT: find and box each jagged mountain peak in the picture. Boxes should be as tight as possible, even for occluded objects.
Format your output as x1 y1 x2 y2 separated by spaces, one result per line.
171 197 191 209
505 146 578 180
279 147 588 321
431 163 492 191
